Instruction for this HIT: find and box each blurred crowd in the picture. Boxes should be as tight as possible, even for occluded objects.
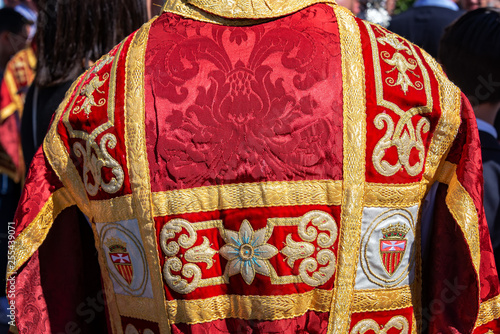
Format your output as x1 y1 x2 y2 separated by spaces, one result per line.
0 0 499 332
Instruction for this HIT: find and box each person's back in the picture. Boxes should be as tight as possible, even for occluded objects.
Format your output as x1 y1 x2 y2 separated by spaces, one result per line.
388 0 463 58
9 1 500 333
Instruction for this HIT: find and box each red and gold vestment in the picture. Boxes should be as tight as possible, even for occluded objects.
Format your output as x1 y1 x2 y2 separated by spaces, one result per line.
0 46 36 182
8 1 500 333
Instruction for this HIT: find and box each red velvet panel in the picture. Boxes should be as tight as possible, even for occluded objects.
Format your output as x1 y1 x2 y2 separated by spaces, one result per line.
155 205 341 301
349 308 413 333
144 4 344 192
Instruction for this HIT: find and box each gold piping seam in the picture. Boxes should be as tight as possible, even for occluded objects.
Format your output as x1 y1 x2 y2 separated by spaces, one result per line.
329 5 366 334
123 17 171 334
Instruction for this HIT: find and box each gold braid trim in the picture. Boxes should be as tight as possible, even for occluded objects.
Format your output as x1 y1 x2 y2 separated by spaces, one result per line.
475 294 500 328
123 17 171 334
166 289 332 325
351 286 412 313
162 0 337 23
446 172 481 279
329 5 366 334
8 188 75 277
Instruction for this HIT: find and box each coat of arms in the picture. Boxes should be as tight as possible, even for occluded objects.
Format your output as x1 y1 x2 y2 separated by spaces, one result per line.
379 223 410 276
106 237 134 284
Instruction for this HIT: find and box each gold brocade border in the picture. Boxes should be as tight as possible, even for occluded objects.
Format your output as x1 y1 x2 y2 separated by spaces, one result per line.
116 295 158 323
152 180 342 217
43 74 93 217
8 188 75 277
162 0 336 23
329 5 366 334
475 294 500 328
166 289 332 325
2 69 22 120
422 52 462 186
445 173 480 278
434 161 457 185
351 286 412 313
91 195 134 223
0 102 16 122
364 183 425 208
123 18 171 334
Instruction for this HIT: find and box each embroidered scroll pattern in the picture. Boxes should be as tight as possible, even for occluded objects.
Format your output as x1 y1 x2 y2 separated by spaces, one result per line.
281 210 337 287
159 210 338 294
160 219 219 294
365 23 433 178
350 316 409 334
73 133 124 196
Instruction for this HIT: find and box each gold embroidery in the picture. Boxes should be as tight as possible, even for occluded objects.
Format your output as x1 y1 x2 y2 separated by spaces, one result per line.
220 220 278 285
281 211 337 287
73 133 124 196
329 5 366 334
446 173 480 277
124 18 171 333
376 29 422 94
350 316 409 334
435 161 457 185
166 289 332 325
73 72 110 117
8 188 75 276
421 52 462 185
160 219 219 294
372 113 430 177
152 180 342 217
474 288 500 328
351 286 412 313
163 0 336 22
364 182 426 207
364 22 433 178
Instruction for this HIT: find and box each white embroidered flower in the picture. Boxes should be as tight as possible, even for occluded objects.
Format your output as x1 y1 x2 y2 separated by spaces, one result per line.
220 220 278 285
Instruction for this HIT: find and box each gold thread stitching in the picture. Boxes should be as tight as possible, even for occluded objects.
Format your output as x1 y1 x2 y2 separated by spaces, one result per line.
166 289 332 325
329 5 366 333
350 316 409 334
474 283 500 327
123 17 171 333
351 286 412 313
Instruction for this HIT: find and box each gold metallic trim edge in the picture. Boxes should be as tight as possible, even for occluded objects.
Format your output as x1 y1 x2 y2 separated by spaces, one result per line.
43 74 93 218
434 161 457 185
351 286 412 313
446 172 480 279
364 183 426 208
475 294 500 328
422 52 462 186
329 5 366 334
2 69 22 119
91 195 134 223
166 289 332 325
153 180 342 217
124 17 171 334
163 0 336 22
8 188 75 277
116 295 158 323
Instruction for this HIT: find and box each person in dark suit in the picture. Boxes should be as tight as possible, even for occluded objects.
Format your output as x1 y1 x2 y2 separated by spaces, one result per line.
439 8 500 275
388 0 463 58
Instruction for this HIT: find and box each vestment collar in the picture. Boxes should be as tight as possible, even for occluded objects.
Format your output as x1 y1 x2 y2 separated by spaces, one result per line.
162 0 337 24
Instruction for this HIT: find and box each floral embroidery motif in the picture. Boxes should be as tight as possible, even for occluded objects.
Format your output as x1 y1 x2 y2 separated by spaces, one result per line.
160 219 219 294
281 210 337 287
376 28 422 94
73 55 113 117
350 316 409 334
220 220 278 285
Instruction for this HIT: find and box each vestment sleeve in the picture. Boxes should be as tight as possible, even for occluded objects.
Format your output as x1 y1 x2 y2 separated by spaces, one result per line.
422 93 500 333
8 147 106 333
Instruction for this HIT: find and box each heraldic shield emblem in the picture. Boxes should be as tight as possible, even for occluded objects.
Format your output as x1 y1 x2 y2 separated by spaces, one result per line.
106 237 134 284
379 223 410 276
